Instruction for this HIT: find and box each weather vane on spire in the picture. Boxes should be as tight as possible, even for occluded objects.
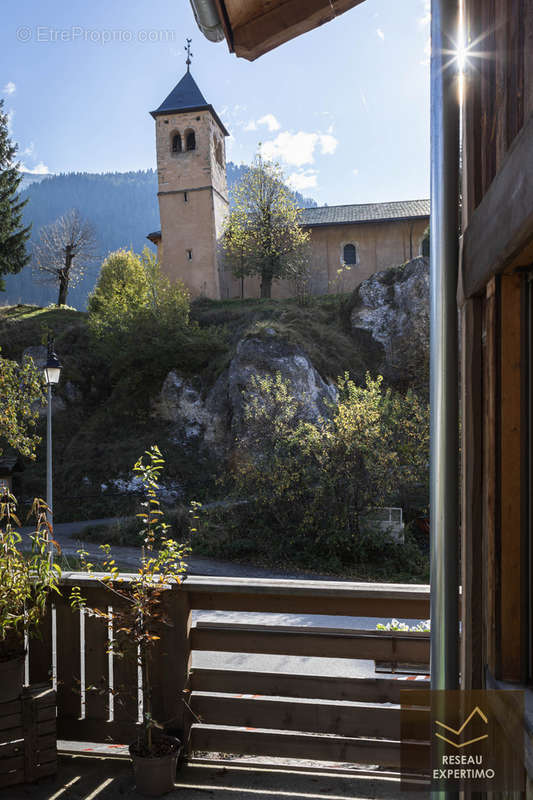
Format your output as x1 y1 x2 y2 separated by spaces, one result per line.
185 38 193 72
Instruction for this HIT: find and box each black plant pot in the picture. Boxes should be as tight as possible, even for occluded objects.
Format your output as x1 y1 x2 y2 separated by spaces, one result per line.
129 735 181 797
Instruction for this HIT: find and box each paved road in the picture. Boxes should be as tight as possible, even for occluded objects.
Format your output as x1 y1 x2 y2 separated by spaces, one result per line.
21 516 353 580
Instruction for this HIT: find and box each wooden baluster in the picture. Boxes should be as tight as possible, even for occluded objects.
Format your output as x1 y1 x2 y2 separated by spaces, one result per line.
82 586 112 741
150 586 191 751
55 591 82 740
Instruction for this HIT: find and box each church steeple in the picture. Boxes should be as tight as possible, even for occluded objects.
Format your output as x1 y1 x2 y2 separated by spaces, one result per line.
150 39 228 134
148 41 229 299
150 71 229 135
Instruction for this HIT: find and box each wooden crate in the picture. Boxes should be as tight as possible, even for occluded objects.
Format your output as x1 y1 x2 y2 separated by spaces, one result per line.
0 683 57 789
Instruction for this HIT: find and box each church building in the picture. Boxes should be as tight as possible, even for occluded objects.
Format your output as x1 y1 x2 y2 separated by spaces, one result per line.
147 64 429 300
147 57 229 299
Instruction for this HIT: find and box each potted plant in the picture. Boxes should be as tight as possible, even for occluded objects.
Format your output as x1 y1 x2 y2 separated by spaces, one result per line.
71 446 195 797
0 492 61 702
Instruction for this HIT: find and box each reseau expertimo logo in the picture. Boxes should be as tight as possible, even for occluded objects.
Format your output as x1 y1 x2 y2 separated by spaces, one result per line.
400 689 524 792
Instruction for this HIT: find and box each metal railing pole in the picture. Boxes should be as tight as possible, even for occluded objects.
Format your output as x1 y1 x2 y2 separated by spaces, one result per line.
430 0 460 696
46 382 53 550
430 5 460 795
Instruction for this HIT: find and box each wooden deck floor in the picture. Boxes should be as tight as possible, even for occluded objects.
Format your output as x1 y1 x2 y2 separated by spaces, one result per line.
6 755 429 799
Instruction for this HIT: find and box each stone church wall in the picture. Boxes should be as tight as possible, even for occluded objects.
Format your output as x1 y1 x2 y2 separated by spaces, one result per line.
217 217 429 299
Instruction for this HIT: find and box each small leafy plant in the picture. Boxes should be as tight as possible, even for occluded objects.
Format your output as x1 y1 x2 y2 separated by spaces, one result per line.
0 491 61 661
71 446 197 756
376 618 430 632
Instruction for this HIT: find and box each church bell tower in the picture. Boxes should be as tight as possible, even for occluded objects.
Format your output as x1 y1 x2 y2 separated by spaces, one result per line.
148 42 229 298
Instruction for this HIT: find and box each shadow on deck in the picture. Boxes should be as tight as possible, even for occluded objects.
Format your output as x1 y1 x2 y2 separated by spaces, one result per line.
7 755 429 799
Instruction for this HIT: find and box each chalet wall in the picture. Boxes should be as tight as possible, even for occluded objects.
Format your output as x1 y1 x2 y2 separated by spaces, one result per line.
462 0 531 227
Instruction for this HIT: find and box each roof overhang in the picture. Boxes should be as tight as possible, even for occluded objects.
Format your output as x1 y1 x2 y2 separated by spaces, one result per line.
191 0 368 61
150 104 230 136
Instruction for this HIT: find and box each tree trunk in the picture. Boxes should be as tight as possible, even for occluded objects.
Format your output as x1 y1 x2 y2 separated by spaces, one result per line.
57 276 69 306
260 267 273 298
57 248 72 306
260 279 272 298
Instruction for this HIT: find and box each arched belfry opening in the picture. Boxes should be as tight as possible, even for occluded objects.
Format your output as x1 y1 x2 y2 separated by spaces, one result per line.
214 136 224 166
185 129 196 151
171 132 182 153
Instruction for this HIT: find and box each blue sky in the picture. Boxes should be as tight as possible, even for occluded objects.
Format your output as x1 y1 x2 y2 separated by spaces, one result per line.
1 0 430 206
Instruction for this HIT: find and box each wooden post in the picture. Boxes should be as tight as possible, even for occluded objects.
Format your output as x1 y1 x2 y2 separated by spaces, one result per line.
28 604 53 686
499 273 524 681
55 592 82 739
483 277 499 677
460 296 484 689
162 586 192 752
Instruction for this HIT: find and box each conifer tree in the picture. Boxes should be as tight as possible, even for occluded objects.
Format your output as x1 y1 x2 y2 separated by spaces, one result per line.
0 99 30 290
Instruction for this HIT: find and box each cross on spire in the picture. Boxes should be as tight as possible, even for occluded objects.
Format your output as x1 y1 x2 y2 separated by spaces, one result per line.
185 38 193 72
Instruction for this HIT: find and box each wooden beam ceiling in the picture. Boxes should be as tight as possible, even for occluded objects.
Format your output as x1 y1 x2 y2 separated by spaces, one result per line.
215 0 367 61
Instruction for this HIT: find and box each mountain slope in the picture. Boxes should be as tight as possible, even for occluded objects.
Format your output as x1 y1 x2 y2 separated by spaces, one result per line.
3 165 317 309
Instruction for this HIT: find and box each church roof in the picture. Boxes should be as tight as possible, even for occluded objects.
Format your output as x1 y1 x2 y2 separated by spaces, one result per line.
300 199 430 227
150 71 229 135
147 198 430 244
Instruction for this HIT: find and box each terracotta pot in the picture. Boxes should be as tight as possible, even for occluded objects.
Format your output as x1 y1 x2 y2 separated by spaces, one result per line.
129 735 181 797
0 656 24 703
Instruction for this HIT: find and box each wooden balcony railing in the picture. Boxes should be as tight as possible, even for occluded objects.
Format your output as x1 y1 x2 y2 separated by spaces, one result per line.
27 574 431 769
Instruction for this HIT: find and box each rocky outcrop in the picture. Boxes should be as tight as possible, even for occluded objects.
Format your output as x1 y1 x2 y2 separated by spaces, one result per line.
225 331 336 441
348 256 429 390
152 259 429 453
152 328 336 452
152 371 224 444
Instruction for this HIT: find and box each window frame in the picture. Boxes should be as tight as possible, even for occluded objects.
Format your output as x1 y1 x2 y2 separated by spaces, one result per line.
342 242 357 266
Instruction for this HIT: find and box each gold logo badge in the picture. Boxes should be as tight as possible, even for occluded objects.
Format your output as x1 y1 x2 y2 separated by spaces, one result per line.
434 706 488 749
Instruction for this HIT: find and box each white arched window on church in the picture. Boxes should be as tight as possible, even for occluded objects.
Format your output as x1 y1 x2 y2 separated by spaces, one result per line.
343 243 357 265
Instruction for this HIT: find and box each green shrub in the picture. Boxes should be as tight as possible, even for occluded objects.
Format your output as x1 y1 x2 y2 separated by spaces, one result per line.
88 248 227 412
198 371 429 580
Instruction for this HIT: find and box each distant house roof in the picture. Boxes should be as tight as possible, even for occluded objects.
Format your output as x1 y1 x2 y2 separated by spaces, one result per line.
300 199 430 228
150 70 229 136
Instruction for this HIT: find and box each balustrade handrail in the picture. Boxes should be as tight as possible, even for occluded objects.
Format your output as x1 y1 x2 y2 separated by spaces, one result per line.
59 571 430 600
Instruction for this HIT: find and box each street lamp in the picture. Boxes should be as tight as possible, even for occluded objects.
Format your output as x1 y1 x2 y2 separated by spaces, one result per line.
44 338 62 532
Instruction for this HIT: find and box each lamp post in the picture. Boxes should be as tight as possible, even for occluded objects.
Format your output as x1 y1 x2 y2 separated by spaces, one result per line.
43 338 62 532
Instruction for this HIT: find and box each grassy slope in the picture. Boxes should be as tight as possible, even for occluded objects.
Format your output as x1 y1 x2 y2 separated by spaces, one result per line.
0 297 367 522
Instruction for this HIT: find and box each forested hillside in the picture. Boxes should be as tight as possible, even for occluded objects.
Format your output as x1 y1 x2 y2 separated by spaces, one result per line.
2 165 317 309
